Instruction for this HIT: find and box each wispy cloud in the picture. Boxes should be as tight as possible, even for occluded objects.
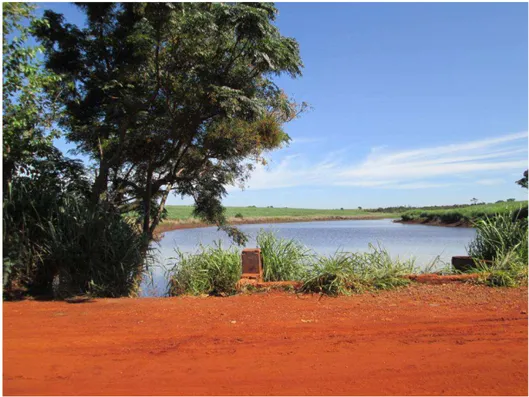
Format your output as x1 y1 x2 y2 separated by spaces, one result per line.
289 136 324 144
233 131 528 191
475 178 506 186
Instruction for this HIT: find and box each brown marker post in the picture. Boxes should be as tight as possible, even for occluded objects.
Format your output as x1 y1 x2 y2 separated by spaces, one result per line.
241 248 263 282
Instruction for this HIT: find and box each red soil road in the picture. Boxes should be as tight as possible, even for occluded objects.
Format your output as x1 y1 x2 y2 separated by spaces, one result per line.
3 284 528 396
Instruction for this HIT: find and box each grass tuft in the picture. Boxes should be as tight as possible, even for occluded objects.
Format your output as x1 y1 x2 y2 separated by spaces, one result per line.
168 242 241 296
466 211 528 287
300 244 417 295
467 211 528 261
257 230 312 281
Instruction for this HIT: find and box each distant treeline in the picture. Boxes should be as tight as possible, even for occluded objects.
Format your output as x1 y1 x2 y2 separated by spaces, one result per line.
366 203 476 213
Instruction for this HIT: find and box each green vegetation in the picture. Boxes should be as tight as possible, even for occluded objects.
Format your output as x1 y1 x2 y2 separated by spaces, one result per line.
257 231 312 281
516 170 528 189
3 177 149 299
473 250 527 288
40 200 149 299
4 3 305 299
3 4 145 300
168 243 241 296
166 213 527 296
3 3 62 192
465 211 528 287
400 201 528 224
35 3 305 246
162 205 397 223
299 245 416 296
468 211 528 261
163 202 528 227
167 233 418 297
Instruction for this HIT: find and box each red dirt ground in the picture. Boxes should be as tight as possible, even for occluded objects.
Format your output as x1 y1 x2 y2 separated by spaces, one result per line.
3 284 528 396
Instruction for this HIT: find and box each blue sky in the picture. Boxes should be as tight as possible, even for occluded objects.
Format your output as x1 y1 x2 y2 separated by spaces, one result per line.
39 2 528 209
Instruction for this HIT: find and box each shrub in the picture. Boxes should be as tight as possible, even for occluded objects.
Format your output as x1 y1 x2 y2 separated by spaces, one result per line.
400 213 413 221
234 212 244 218
439 211 462 224
256 230 312 281
168 242 241 296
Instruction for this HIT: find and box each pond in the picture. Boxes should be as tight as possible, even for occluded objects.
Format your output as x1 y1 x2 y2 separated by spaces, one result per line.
140 218 476 297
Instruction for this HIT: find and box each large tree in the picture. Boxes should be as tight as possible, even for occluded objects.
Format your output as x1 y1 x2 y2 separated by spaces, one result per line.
35 2 305 244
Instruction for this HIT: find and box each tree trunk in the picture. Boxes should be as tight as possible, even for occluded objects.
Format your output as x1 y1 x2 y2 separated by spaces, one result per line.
90 159 109 206
142 158 154 239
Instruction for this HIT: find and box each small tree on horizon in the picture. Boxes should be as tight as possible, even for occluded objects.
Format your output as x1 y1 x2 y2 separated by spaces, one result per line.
516 170 528 189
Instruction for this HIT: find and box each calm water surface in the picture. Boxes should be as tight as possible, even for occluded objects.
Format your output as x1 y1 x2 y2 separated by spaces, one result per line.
141 219 476 297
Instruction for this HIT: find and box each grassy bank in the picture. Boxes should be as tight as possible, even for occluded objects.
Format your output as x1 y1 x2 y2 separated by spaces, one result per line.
167 231 429 297
165 205 398 220
399 201 528 225
157 206 398 232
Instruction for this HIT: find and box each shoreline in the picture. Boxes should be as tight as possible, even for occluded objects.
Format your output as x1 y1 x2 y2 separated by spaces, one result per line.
155 215 474 235
155 214 398 234
394 219 473 228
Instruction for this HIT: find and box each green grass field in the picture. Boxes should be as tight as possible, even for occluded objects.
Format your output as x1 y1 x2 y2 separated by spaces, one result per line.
164 206 399 220
159 201 528 231
401 201 528 223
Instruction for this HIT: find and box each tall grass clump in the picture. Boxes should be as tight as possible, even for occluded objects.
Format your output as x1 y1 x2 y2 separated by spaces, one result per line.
467 211 528 261
168 242 241 296
351 244 418 290
256 230 312 281
473 250 527 287
300 244 417 295
42 197 150 298
3 179 150 299
299 251 360 296
467 211 528 287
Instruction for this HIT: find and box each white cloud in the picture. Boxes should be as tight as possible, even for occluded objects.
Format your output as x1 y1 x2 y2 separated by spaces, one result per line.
390 182 460 190
231 131 528 191
475 178 506 186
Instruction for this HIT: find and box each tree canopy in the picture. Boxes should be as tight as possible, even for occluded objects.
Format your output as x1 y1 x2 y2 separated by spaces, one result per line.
35 2 306 243
2 2 66 190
